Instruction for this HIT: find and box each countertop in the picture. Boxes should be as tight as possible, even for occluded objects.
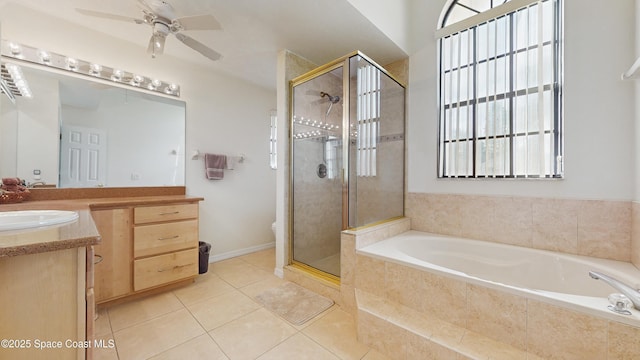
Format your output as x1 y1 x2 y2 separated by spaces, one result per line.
0 195 203 258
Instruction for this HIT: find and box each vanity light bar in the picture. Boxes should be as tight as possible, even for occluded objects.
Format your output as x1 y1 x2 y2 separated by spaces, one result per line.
0 40 180 97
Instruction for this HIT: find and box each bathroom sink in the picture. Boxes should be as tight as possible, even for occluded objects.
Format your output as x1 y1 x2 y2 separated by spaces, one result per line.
0 210 79 231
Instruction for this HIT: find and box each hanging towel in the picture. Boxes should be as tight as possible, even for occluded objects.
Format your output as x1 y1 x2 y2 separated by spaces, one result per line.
205 153 227 180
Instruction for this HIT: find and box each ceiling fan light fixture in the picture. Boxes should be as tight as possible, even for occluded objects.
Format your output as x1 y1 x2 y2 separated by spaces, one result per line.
149 22 170 58
75 3 223 62
152 32 166 55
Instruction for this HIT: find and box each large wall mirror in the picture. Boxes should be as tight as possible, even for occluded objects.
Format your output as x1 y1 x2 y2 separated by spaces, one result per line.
0 61 186 188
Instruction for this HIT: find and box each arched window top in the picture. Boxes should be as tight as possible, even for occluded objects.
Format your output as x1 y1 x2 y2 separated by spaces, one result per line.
440 0 513 28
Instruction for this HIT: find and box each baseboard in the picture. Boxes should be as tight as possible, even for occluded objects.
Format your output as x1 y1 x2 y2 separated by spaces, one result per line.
209 242 275 263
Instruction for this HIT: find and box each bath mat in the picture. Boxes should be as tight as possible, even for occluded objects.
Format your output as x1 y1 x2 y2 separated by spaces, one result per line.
255 282 334 325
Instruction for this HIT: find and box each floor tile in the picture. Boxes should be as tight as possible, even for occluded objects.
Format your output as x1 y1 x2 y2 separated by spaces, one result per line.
237 248 276 272
303 307 370 360
362 349 393 360
257 333 340 360
95 307 112 337
215 263 275 288
148 334 229 360
173 272 236 306
187 289 261 331
108 292 184 332
93 333 118 360
91 249 378 360
113 308 205 359
210 257 248 274
239 275 287 299
209 308 297 360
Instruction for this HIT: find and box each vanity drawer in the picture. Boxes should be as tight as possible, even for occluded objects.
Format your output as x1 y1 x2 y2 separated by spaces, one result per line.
134 249 198 291
134 203 198 224
134 220 198 258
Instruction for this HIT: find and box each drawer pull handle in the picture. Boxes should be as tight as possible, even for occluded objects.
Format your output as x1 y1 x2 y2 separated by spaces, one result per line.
94 254 104 264
157 263 195 272
158 235 180 241
160 211 180 216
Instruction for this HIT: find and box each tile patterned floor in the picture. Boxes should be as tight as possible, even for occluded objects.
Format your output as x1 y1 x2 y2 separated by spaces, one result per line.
94 248 390 360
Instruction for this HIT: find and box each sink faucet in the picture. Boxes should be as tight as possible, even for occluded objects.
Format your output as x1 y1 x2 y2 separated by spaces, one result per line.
589 271 640 310
27 181 46 188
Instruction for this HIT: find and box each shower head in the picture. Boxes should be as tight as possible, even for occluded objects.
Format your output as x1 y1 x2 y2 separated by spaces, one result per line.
320 91 340 104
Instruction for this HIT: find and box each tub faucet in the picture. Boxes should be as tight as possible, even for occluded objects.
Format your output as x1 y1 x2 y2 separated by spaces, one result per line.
589 271 640 310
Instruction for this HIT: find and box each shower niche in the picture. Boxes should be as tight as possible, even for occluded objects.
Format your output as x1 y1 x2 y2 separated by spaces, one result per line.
290 52 405 280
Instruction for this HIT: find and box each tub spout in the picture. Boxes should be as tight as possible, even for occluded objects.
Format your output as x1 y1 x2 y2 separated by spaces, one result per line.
589 271 640 310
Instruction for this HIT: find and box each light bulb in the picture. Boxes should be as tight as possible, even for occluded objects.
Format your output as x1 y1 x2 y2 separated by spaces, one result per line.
66 58 79 71
90 63 102 76
131 74 144 86
39 51 51 64
111 69 123 81
9 43 22 56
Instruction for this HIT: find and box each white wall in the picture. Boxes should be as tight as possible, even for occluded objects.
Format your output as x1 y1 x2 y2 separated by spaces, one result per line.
345 0 411 54
0 3 277 259
408 0 636 201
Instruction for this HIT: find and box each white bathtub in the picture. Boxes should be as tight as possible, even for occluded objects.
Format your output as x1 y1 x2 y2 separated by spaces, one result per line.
357 230 640 326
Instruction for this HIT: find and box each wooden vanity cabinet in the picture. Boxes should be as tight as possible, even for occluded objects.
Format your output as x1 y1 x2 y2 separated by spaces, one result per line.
92 208 132 303
133 203 199 291
0 247 91 360
92 201 200 305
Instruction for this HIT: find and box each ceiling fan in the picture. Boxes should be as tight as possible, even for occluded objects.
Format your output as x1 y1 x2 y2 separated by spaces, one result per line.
76 0 222 61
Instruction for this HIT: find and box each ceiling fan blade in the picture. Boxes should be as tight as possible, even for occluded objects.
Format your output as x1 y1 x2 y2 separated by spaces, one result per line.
174 14 222 31
76 8 145 24
174 33 222 61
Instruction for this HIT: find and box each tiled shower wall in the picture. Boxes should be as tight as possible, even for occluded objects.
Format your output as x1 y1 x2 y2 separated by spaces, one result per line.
406 192 635 264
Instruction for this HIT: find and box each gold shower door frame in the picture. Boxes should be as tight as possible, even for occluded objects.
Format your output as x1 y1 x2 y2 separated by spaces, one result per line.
289 51 405 284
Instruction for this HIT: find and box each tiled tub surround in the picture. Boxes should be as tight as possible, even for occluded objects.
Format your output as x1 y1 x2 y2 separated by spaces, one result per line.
406 193 633 263
332 215 640 359
355 231 640 359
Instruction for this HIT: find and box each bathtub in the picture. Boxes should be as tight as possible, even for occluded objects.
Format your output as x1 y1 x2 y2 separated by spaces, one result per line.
357 230 640 327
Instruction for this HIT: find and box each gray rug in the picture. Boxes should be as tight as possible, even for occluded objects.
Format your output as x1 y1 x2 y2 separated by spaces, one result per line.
255 282 334 325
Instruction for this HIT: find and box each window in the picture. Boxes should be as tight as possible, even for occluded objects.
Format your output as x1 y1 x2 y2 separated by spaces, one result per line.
269 110 277 170
356 63 380 177
437 0 563 178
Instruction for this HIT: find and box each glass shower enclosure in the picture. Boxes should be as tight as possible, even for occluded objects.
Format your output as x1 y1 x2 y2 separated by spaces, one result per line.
290 52 405 280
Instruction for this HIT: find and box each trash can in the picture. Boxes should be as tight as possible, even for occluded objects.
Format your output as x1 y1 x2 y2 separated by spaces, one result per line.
199 241 211 274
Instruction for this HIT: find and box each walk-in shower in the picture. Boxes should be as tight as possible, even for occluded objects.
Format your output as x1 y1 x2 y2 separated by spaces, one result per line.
290 52 405 280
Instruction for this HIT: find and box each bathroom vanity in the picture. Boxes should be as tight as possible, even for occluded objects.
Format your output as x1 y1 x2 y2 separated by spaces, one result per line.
0 188 203 360
91 198 202 304
0 209 100 360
